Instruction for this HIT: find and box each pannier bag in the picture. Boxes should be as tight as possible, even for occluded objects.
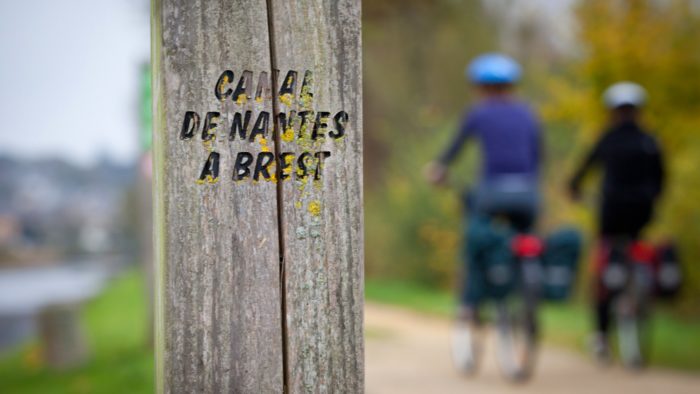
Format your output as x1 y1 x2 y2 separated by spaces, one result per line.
467 215 516 300
655 243 683 299
542 228 582 301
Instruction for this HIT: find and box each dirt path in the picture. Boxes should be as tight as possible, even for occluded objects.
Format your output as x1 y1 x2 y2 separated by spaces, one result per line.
365 303 699 394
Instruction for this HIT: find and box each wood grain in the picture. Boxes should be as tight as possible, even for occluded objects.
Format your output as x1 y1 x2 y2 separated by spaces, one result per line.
268 1 364 392
153 0 284 392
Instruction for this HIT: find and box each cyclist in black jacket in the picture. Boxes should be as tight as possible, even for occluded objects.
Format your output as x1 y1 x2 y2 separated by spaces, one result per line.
568 82 665 362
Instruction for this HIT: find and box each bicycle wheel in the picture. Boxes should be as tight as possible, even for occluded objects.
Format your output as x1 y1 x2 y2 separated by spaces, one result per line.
451 321 481 375
494 294 538 382
615 265 653 370
617 310 646 370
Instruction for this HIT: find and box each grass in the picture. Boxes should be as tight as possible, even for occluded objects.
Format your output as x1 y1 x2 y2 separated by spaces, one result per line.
0 269 154 394
366 278 700 372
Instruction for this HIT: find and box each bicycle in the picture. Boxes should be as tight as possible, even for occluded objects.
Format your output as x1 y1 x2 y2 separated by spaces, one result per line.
451 212 544 382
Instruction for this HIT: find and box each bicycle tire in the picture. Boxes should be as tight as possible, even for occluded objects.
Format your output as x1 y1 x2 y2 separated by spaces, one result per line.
494 294 539 382
450 321 481 375
616 315 646 369
615 264 653 370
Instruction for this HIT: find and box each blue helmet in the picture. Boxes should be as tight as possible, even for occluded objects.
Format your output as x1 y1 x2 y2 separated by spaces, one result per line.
467 53 521 85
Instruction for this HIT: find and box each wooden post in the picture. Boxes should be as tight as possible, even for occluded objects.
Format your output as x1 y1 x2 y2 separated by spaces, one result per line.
151 0 363 392
38 303 88 369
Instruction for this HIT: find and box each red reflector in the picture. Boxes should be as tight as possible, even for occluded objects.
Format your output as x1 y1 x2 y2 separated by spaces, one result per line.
512 235 544 258
628 241 657 265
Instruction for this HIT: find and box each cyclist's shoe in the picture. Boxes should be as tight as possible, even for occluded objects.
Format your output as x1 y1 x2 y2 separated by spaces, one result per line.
451 321 480 375
589 332 612 366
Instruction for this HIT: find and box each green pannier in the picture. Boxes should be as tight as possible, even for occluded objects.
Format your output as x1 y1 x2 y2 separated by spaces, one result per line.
467 215 516 300
542 228 582 301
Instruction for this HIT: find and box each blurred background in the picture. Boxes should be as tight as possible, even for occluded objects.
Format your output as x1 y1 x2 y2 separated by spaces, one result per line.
1 0 700 393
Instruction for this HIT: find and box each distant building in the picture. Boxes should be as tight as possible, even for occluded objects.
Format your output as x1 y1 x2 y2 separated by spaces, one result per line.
0 155 137 266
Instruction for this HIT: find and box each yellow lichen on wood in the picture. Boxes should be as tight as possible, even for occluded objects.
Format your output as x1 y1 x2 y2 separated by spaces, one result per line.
259 136 271 152
195 175 218 185
279 93 293 106
282 155 294 177
300 81 313 109
202 138 214 152
218 74 230 101
282 128 295 142
268 163 278 183
307 201 322 216
235 93 248 105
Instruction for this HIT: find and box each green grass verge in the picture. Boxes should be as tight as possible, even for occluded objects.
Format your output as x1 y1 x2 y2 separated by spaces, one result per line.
0 269 154 394
366 278 700 371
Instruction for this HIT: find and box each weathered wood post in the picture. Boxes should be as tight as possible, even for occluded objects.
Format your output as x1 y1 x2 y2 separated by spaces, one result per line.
37 303 88 369
151 0 363 392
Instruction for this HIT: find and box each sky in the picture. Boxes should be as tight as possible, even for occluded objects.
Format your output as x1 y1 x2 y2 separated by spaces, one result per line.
0 0 150 165
482 0 578 58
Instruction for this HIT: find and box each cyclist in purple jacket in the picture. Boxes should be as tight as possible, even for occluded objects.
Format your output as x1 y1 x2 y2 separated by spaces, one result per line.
426 53 543 373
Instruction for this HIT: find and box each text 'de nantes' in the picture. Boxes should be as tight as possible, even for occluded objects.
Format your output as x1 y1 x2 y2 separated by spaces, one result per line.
177 69 350 185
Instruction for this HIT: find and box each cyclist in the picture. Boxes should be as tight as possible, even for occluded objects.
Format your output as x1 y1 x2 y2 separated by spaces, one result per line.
567 82 665 362
425 53 542 372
